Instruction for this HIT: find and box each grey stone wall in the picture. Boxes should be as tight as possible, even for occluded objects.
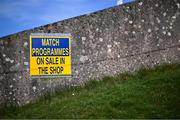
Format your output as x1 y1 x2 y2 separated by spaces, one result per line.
0 0 180 105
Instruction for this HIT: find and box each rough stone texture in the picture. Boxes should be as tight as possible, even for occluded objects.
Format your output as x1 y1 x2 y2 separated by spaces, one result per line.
0 0 180 105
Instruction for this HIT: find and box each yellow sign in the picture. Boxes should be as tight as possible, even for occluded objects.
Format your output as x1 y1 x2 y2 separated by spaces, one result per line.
30 33 71 77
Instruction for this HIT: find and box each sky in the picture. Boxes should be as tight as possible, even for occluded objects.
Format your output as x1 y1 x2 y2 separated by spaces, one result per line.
0 0 134 37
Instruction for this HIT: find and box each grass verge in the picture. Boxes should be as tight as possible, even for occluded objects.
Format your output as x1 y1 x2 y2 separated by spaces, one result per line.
0 63 180 119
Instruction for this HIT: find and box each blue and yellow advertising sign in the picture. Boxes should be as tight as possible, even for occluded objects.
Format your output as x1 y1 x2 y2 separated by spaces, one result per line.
30 33 71 77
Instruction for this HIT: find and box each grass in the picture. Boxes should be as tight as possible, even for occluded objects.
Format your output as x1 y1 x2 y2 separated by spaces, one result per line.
0 63 180 119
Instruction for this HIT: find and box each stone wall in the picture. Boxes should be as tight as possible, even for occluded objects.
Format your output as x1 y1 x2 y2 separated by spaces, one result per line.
0 0 180 105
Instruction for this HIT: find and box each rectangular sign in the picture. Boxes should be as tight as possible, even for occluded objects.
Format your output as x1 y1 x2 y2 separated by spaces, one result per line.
30 33 71 77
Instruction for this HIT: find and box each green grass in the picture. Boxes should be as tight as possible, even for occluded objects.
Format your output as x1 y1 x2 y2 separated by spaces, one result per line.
0 64 180 119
